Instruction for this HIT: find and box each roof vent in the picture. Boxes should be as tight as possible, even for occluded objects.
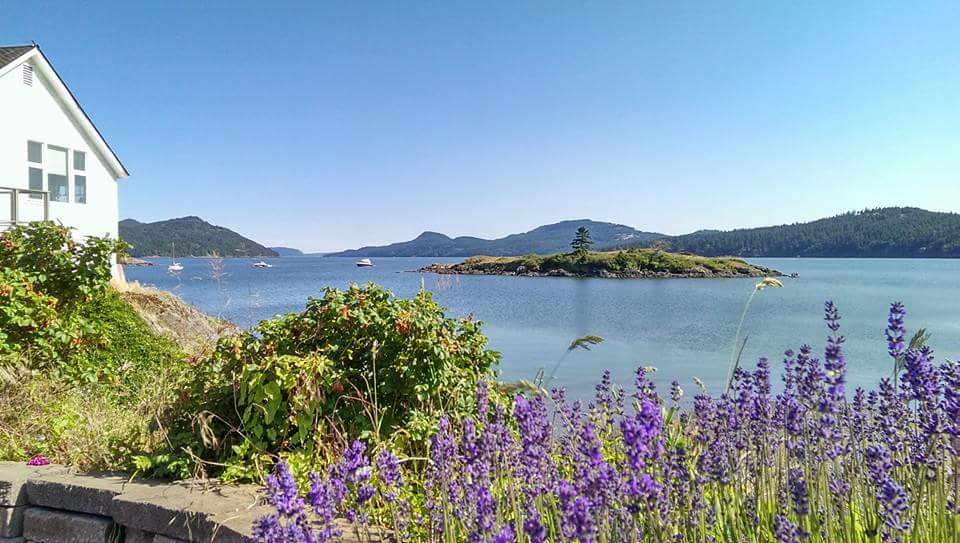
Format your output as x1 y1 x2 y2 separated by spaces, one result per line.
22 64 33 86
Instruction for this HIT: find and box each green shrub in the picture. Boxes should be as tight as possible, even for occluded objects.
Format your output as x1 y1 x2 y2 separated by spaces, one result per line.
200 283 500 479
0 222 123 308
0 223 125 373
0 267 81 361
72 290 187 392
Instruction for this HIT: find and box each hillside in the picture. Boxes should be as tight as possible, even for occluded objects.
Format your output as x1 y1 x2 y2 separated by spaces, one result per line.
270 246 304 256
624 208 960 257
419 249 779 278
330 208 960 259
327 220 663 257
119 217 279 258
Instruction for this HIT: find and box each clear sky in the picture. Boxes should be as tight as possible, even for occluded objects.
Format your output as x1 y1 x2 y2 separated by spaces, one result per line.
3 1 959 252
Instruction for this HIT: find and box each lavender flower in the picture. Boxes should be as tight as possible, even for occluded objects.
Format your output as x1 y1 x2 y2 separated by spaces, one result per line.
865 444 910 542
492 524 515 543
514 394 554 497
264 461 305 517
788 467 808 517
885 302 906 360
255 462 317 543
902 346 939 403
523 508 548 543
376 449 402 491
558 480 597 542
773 514 802 543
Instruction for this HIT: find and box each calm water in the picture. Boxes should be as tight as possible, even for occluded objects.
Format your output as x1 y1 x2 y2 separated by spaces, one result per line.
125 257 960 401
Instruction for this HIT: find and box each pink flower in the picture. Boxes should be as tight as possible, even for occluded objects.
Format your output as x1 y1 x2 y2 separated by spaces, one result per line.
26 454 50 466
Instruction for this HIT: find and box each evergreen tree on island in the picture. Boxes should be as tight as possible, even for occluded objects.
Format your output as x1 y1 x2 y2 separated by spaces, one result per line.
571 226 593 261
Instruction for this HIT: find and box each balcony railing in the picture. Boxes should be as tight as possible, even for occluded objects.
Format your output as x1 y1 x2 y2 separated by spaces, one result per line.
0 186 49 229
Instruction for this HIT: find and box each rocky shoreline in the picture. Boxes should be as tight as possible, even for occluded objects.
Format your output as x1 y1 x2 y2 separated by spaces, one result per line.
418 262 782 279
118 255 154 266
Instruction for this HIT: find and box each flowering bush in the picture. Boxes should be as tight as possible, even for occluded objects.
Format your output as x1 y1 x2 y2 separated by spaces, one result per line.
255 301 959 542
202 283 500 479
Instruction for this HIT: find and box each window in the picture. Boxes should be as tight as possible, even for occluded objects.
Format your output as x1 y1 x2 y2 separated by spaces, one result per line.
75 175 86 204
27 141 42 163
46 146 68 202
74 150 85 171
29 167 43 199
22 64 33 86
48 175 68 202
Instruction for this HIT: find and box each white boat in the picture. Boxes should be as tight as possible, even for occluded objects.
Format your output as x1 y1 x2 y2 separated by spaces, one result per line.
167 243 184 272
355 258 374 267
253 261 273 268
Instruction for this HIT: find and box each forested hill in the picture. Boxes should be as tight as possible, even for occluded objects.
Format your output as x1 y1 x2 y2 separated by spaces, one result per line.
327 220 663 257
629 208 960 257
119 217 278 257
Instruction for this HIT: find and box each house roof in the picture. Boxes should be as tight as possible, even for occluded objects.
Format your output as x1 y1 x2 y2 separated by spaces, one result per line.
0 45 35 69
0 44 129 179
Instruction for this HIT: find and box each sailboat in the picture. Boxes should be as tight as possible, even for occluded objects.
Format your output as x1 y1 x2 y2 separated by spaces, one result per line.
167 243 184 272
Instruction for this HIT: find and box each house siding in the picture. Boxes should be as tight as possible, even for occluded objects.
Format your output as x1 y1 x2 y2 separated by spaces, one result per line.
0 57 119 241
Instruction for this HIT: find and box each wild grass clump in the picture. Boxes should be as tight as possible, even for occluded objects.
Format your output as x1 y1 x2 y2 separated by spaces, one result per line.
254 301 960 543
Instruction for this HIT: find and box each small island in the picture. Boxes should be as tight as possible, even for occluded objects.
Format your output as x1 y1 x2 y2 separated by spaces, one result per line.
420 227 780 279
417 227 779 278
419 249 779 278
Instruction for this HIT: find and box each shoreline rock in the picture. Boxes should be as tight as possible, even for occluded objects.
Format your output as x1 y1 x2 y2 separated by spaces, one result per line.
118 256 154 266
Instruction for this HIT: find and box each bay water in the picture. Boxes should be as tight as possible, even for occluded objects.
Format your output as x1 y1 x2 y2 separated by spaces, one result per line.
125 257 960 401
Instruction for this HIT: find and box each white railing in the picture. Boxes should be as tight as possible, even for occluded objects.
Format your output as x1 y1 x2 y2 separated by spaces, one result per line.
0 186 49 229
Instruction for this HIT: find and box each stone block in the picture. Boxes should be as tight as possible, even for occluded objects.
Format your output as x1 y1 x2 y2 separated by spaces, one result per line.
22 507 115 543
0 463 70 507
110 481 268 543
25 472 147 517
0 506 25 537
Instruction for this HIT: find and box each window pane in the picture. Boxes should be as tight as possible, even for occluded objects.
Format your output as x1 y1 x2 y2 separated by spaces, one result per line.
29 167 43 199
46 146 67 176
75 175 86 204
49 174 68 202
28 141 42 163
73 150 85 171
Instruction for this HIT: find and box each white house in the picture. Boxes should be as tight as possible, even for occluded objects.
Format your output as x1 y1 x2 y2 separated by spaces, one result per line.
0 44 128 242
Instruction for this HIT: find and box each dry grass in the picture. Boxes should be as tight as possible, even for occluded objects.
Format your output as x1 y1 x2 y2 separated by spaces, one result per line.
0 358 184 471
117 281 237 356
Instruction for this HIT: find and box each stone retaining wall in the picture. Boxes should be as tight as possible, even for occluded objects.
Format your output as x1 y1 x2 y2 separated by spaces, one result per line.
0 462 269 543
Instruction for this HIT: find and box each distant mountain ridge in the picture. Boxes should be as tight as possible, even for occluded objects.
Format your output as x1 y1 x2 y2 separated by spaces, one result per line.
327 208 960 258
326 220 664 257
627 207 960 258
119 217 278 258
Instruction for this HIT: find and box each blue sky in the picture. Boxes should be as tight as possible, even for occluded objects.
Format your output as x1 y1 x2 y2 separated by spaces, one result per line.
3 2 959 252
